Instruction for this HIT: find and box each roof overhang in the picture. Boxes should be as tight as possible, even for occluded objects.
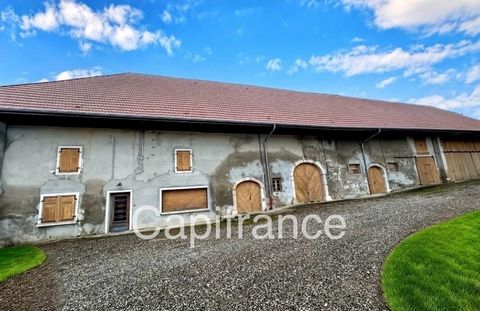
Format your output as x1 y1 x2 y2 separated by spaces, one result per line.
1 108 480 139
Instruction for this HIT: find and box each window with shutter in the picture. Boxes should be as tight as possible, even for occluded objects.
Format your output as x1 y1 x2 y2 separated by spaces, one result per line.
175 149 192 173
40 194 77 225
57 147 82 174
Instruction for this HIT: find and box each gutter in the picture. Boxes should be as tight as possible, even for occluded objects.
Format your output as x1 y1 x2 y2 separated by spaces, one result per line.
263 124 276 209
360 128 382 194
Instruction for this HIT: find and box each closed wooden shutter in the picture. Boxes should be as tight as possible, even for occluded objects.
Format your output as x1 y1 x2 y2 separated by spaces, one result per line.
58 148 81 173
41 195 76 223
42 197 59 222
414 138 429 154
176 150 192 171
162 188 207 213
58 195 76 221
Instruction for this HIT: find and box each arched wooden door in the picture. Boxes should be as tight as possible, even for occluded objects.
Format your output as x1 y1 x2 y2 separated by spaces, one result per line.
368 166 386 194
235 181 262 214
293 163 325 203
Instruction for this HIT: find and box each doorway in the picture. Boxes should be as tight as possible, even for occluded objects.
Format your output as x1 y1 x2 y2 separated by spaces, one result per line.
109 192 130 232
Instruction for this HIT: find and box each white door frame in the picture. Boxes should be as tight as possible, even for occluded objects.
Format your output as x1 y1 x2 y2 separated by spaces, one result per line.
104 190 133 233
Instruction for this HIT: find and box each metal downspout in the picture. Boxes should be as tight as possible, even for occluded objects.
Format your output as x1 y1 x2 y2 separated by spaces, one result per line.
360 129 382 194
263 124 276 209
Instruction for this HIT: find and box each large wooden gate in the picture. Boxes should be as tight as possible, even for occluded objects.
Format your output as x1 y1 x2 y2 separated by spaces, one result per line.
235 181 262 214
293 163 325 203
442 140 480 181
368 166 386 194
416 156 440 185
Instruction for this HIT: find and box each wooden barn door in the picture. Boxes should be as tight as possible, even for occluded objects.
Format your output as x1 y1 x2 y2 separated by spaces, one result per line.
236 181 262 214
368 166 386 194
293 163 325 203
442 140 480 181
416 156 440 185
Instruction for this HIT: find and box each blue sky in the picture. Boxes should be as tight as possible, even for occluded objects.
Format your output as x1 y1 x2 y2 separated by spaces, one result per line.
1 0 480 119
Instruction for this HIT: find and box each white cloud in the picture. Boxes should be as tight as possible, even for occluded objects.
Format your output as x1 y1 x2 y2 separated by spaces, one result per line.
37 78 49 83
161 10 172 24
419 69 455 85
300 0 320 8
351 36 364 43
162 0 200 24
266 58 282 71
288 58 308 74
375 76 396 88
410 85 480 117
55 68 102 80
466 64 480 83
234 7 261 16
21 3 59 31
79 41 92 54
4 0 180 54
342 0 480 36
305 40 480 76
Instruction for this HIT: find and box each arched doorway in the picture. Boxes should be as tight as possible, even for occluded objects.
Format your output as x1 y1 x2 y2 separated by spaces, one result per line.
293 163 325 203
235 180 262 214
368 166 386 194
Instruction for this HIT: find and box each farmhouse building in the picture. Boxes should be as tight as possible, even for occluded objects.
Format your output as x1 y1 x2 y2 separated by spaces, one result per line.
0 73 479 245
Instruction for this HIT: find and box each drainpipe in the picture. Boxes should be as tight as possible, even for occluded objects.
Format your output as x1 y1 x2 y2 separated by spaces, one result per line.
263 124 276 209
360 128 382 194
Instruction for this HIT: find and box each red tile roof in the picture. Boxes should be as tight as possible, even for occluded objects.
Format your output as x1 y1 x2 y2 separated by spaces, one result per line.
0 73 479 131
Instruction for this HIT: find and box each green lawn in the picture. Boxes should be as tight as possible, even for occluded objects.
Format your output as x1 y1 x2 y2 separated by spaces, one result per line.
382 210 480 311
0 245 46 282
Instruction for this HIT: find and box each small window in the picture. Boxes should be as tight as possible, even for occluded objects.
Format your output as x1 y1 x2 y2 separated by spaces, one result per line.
348 163 361 174
39 194 77 224
272 178 282 192
56 147 81 174
175 149 192 173
388 162 399 172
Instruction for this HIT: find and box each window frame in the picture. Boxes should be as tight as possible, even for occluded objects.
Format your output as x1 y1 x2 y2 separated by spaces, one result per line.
387 162 399 172
37 192 80 227
55 146 83 175
159 185 209 215
347 163 361 174
174 148 193 174
271 177 283 192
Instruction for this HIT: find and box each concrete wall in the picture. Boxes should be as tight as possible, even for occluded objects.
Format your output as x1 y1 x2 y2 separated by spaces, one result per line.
0 125 424 245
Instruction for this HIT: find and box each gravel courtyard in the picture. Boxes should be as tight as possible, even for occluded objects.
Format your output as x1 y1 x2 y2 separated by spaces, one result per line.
2 182 479 311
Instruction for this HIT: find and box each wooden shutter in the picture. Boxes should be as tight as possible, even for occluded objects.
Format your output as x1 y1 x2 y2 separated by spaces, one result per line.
42 197 59 223
58 195 76 221
176 150 192 171
414 139 429 154
58 148 81 173
162 188 207 213
41 195 76 223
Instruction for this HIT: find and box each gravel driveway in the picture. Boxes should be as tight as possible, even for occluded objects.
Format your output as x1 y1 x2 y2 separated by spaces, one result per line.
2 182 480 311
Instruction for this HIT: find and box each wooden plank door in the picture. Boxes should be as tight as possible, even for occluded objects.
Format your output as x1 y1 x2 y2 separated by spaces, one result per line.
110 192 130 231
236 181 262 214
368 166 386 194
416 157 440 185
294 163 325 203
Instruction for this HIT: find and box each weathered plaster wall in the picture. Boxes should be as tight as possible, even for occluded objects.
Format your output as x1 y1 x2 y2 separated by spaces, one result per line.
0 126 421 245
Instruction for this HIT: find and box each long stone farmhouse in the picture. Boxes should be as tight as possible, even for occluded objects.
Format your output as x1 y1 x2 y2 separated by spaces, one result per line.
0 73 480 245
